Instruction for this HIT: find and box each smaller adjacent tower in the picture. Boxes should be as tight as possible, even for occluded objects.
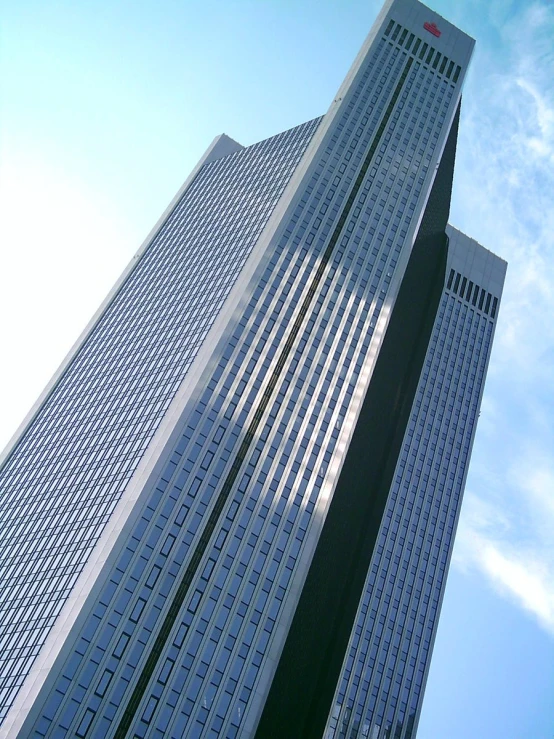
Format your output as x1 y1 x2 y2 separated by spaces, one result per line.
322 228 506 739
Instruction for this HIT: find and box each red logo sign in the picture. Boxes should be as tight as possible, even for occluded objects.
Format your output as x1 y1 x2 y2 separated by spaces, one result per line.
424 21 441 37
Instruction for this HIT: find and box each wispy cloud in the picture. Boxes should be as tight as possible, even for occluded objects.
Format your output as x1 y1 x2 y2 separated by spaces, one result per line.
450 0 554 636
455 453 554 634
476 543 554 632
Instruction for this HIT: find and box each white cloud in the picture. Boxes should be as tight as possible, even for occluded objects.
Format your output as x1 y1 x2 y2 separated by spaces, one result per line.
515 77 554 162
481 546 554 632
455 514 554 634
454 442 554 633
450 0 554 638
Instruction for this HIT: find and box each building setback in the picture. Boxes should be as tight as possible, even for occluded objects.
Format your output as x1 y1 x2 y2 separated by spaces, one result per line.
0 0 506 737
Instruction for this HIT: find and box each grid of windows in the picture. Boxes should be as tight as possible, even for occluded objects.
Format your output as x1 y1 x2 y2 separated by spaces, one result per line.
325 284 498 739
384 18 462 83
447 268 498 318
0 117 321 725
26 22 465 739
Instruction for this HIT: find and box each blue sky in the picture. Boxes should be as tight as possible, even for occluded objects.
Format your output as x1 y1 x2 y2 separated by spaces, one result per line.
1 0 553 736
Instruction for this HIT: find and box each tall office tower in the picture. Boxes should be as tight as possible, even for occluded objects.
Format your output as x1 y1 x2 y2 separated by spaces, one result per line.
0 0 506 737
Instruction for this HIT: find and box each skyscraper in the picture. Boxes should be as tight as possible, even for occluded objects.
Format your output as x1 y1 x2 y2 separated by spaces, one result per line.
0 0 506 737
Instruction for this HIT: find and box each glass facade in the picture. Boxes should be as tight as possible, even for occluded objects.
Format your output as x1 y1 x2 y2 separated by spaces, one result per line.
324 229 503 739
0 118 321 726
0 2 505 739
